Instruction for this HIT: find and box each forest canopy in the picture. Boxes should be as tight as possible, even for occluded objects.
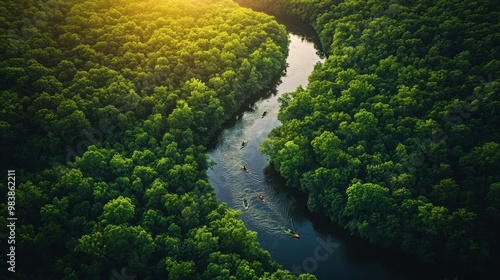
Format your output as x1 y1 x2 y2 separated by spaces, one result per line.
246 0 500 274
0 0 319 279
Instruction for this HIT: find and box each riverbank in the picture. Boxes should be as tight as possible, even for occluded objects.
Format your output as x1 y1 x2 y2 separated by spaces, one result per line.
240 0 500 278
207 32 446 280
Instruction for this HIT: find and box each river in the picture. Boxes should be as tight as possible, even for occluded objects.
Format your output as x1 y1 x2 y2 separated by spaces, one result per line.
207 32 447 280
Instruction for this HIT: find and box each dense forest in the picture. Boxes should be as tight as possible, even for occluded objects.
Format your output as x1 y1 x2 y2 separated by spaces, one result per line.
238 0 500 275
0 0 318 279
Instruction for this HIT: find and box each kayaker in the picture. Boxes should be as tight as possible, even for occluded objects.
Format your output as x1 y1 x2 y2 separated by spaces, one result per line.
258 194 264 201
242 165 248 172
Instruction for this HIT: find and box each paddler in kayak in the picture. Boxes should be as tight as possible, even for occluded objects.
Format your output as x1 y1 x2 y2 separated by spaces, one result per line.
258 194 265 202
261 110 268 118
241 165 249 173
242 198 249 209
285 229 300 239
240 140 248 149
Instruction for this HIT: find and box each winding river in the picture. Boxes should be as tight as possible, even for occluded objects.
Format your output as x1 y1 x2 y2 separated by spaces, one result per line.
207 32 444 280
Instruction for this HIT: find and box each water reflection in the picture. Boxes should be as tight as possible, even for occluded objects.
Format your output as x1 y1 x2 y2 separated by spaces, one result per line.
206 33 444 280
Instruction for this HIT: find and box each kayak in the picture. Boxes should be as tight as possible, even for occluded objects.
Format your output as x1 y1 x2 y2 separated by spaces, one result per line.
284 229 300 239
261 111 268 118
241 165 249 173
240 140 248 149
242 198 249 210
258 194 265 202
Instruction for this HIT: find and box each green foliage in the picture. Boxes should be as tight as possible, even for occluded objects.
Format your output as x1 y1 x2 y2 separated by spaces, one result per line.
99 196 135 225
0 0 308 279
1 0 288 172
257 0 500 271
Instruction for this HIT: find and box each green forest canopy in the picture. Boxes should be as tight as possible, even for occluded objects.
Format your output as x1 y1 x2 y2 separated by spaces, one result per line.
0 0 317 279
245 0 500 273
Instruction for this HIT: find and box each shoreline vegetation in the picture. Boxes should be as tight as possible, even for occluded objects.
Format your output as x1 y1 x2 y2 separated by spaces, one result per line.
237 0 500 277
0 0 317 279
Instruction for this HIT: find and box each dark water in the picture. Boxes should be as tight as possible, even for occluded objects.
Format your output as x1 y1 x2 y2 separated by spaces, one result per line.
207 33 455 280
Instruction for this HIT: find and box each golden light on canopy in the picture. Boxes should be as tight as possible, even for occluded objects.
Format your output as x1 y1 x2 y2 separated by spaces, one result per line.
1 0 291 276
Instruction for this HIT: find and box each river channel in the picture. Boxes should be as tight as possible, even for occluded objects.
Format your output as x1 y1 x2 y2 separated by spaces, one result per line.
207 31 447 280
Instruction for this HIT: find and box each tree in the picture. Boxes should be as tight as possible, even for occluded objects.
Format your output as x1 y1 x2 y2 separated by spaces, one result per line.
75 149 110 182
259 0 500 270
343 182 398 247
192 226 219 259
311 131 343 168
274 136 313 186
165 258 195 280
99 196 135 225
430 178 459 208
485 182 500 223
2 0 306 278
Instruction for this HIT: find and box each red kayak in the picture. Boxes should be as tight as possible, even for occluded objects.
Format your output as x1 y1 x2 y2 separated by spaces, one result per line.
258 194 265 202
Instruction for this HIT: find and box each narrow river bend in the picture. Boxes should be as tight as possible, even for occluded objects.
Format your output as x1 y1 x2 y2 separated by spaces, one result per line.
207 33 436 280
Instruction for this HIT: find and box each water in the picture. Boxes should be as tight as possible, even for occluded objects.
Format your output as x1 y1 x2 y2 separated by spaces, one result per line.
207 33 443 280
